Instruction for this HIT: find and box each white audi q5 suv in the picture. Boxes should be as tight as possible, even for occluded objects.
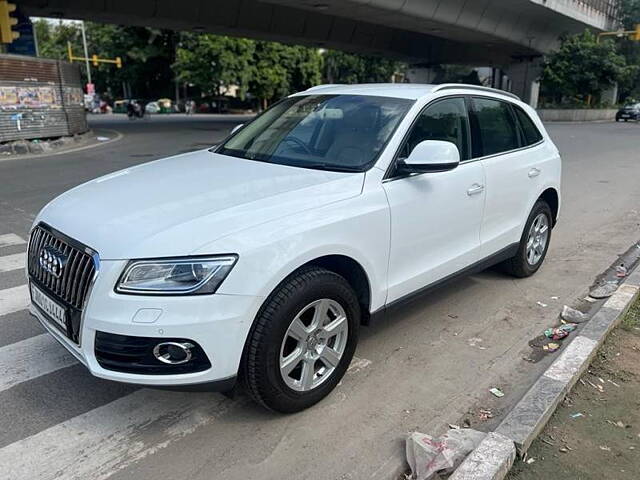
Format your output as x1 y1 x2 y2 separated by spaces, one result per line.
28 84 561 412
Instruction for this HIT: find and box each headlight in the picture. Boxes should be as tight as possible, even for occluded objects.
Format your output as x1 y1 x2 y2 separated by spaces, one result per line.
115 255 238 295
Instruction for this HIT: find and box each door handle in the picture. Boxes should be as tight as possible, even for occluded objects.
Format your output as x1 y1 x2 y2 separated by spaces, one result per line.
528 167 541 178
467 184 485 196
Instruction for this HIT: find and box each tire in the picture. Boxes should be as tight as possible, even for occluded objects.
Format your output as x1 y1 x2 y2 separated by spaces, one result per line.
500 200 553 278
243 266 360 413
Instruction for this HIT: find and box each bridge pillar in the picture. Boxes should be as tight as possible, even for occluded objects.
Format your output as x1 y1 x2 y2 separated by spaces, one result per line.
505 58 542 108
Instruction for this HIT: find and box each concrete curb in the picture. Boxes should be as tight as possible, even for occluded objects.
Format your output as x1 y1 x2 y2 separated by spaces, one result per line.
0 129 123 162
449 270 640 480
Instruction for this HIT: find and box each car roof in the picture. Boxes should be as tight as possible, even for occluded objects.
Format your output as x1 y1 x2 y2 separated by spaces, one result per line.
291 83 520 102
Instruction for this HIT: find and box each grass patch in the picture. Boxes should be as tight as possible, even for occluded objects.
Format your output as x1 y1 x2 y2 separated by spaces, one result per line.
621 297 640 331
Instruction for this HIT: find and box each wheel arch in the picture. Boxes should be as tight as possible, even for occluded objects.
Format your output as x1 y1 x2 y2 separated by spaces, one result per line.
538 187 559 226
302 254 372 325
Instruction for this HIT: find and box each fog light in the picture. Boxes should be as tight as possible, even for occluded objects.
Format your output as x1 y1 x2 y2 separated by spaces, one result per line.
153 341 194 365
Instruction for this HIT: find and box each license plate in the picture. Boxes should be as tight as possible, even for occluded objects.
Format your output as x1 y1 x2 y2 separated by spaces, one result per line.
31 283 67 331
622 114 630 118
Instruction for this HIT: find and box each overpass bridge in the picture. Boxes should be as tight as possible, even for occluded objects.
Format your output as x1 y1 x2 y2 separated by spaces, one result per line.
18 0 620 105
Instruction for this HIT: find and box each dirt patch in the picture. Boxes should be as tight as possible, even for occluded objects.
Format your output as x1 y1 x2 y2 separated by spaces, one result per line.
508 300 640 480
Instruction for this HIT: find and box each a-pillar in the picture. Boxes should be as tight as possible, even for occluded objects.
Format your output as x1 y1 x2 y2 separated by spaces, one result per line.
505 58 543 108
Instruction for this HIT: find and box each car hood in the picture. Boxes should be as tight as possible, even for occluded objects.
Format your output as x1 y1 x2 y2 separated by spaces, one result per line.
36 150 364 259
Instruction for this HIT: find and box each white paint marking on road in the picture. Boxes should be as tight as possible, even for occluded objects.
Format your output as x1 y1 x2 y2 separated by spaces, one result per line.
0 389 234 480
0 284 29 317
0 233 26 248
0 333 77 392
0 252 26 273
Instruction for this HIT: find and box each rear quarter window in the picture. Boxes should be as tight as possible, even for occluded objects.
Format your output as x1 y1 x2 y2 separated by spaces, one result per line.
513 106 543 146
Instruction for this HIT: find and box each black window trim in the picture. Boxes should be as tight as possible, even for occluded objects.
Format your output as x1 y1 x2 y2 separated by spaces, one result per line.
383 94 473 181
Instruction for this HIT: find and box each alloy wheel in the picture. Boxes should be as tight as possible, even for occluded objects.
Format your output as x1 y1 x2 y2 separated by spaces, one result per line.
279 298 349 392
526 213 549 265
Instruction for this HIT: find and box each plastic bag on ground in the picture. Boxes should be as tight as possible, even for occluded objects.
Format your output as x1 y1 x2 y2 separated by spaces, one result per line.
561 305 588 324
406 428 487 480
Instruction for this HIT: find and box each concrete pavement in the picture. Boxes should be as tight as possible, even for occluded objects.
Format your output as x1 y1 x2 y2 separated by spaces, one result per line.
0 116 639 479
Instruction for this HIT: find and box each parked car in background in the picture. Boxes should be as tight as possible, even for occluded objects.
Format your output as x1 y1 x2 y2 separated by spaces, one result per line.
145 101 160 114
27 83 561 413
615 103 640 122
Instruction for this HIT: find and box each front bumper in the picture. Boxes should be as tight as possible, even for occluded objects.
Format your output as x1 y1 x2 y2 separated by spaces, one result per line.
31 259 264 387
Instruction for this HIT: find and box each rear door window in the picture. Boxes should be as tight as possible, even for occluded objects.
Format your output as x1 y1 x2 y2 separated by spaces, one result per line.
471 97 520 157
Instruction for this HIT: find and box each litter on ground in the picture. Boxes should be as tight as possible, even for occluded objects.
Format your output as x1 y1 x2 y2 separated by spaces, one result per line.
616 265 628 278
543 342 561 352
406 428 486 480
544 323 578 340
489 387 504 398
561 305 588 323
590 282 618 299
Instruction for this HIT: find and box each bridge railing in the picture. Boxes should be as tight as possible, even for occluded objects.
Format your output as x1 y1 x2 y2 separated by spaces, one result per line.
572 0 620 22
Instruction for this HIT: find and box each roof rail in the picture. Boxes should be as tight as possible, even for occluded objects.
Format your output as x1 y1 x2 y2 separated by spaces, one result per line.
432 83 520 101
305 84 345 92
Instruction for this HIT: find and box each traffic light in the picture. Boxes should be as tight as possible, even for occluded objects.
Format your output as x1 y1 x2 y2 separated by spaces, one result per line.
632 24 640 41
0 1 19 44
116 56 122 68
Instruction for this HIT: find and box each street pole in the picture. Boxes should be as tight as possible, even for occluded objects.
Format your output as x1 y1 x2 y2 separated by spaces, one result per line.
80 20 92 86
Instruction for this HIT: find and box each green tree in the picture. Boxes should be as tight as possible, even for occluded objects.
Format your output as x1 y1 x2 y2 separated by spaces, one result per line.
541 30 633 104
324 50 402 83
617 0 640 100
33 19 82 60
248 42 324 108
174 33 255 98
34 20 177 100
86 23 177 100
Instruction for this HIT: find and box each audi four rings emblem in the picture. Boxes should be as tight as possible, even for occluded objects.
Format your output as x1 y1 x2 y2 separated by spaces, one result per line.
39 246 68 278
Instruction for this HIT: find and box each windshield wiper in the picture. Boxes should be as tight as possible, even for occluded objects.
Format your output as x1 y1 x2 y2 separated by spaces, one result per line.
287 161 361 173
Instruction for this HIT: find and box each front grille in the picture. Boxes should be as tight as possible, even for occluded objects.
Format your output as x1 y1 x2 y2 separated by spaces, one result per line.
27 224 96 310
27 224 98 344
95 332 211 375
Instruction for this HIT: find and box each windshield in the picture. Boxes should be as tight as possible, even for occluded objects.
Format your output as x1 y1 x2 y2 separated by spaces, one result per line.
217 94 414 172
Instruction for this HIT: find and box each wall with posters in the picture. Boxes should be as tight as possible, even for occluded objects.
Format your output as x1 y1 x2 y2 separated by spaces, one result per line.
0 54 88 142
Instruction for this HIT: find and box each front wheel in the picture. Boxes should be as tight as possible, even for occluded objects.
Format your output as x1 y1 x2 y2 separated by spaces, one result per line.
500 200 553 278
243 267 360 413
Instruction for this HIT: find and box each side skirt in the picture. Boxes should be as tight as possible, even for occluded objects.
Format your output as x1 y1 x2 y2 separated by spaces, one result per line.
368 243 519 324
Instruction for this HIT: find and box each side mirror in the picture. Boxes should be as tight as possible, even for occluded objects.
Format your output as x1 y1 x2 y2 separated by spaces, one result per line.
398 140 460 174
231 123 244 134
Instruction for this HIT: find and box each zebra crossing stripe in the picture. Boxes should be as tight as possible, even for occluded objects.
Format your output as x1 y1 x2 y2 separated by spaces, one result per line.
0 388 233 480
0 285 29 317
0 252 26 273
0 233 26 248
0 333 77 392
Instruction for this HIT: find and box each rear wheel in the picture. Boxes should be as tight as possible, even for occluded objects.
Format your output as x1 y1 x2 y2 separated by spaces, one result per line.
243 267 360 413
500 200 553 278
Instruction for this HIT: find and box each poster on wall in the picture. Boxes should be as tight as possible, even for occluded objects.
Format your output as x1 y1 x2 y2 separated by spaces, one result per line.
0 86 19 106
17 87 40 106
38 87 55 105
